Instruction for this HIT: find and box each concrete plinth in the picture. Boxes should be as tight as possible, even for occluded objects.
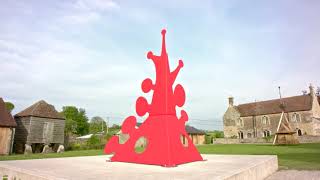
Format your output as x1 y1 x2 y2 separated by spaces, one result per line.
0 154 278 180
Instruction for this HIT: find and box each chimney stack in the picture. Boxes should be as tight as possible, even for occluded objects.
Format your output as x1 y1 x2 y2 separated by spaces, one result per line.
228 97 234 107
309 84 315 96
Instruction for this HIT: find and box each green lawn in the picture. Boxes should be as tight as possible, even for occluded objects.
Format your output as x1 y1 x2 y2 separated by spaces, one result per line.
1 143 319 170
198 143 320 170
0 149 103 161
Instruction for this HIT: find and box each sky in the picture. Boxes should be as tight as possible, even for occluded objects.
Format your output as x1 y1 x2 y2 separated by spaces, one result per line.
1 0 320 130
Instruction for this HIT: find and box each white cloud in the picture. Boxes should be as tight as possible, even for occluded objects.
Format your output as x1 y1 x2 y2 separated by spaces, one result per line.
74 0 119 11
60 0 119 25
63 12 101 24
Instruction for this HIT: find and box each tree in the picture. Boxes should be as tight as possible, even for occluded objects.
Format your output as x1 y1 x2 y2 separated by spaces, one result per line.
4 102 14 113
61 106 89 136
302 90 307 95
89 116 107 134
64 118 77 135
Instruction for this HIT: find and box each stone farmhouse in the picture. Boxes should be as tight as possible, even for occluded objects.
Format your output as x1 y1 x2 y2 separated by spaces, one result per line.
13 100 65 153
223 85 320 139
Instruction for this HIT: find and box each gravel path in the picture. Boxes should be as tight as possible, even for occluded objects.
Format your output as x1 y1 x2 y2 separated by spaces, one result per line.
266 170 320 180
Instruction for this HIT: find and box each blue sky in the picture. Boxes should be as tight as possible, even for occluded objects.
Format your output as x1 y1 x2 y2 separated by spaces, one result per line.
1 0 319 130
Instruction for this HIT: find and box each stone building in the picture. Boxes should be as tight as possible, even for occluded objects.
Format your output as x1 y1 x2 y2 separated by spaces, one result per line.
223 85 320 139
0 98 17 155
13 100 65 153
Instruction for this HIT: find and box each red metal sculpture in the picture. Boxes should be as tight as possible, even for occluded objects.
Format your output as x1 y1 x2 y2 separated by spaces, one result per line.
104 29 203 167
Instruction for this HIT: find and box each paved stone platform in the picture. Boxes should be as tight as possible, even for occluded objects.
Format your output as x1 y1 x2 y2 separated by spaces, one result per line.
0 155 278 180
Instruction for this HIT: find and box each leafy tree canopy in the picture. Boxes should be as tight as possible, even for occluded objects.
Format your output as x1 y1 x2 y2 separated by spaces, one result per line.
61 106 89 136
89 116 107 134
4 102 14 113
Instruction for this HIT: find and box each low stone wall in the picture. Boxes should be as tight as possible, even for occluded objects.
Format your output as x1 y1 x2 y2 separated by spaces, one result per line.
213 135 320 144
213 138 271 144
213 138 240 144
297 135 320 143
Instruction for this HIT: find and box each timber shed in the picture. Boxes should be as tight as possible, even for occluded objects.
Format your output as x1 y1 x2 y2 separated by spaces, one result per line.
0 98 17 155
13 100 65 153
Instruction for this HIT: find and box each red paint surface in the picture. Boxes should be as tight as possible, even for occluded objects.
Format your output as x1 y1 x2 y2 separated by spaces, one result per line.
104 29 203 167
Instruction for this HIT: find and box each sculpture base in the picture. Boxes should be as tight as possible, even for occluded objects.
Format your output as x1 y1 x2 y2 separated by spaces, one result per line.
0 154 278 180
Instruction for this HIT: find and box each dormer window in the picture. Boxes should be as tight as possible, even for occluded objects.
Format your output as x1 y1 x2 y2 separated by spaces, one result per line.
292 113 301 122
261 116 270 125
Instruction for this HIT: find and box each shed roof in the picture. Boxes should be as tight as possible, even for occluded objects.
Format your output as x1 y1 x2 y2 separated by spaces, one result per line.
185 125 206 135
235 94 313 117
0 98 17 127
15 100 64 120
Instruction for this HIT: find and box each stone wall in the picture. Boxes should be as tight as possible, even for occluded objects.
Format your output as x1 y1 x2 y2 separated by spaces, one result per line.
313 118 320 135
223 106 241 138
243 111 315 138
297 135 320 143
224 108 317 139
213 135 320 144
212 138 271 144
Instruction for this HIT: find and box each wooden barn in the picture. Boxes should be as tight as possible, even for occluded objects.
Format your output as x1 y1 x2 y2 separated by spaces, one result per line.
0 98 17 155
13 100 65 154
184 125 206 145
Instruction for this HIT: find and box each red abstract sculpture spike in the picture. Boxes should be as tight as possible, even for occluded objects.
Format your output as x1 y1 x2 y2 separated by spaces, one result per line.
104 29 203 167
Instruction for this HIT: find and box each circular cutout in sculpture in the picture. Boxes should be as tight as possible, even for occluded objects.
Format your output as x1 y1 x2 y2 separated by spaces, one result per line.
134 136 148 154
118 133 130 144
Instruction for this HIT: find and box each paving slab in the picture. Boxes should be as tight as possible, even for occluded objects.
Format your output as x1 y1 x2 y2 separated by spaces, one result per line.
266 170 320 180
0 154 278 180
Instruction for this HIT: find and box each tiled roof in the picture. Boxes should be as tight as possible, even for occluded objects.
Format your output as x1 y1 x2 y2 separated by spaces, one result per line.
185 125 206 135
236 95 312 117
0 98 17 127
15 100 64 120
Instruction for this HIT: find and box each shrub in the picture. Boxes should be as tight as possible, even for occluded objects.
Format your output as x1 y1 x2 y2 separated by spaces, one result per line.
263 135 274 143
69 143 81 150
87 135 102 149
205 135 213 144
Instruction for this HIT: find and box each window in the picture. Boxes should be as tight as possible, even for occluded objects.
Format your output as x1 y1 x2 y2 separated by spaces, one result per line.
263 130 271 137
292 113 301 122
238 131 244 139
296 129 302 136
261 116 270 125
247 133 252 138
237 118 244 127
